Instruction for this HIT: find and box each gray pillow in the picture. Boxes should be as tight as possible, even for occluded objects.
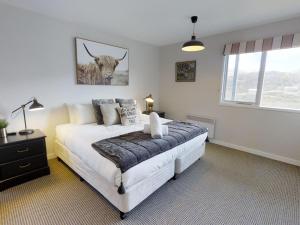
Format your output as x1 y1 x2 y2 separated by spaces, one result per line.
117 104 138 126
92 99 114 124
100 103 121 125
115 98 136 107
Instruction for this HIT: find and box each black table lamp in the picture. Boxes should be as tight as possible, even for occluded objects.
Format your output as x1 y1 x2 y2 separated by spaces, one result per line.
12 98 44 135
144 94 154 112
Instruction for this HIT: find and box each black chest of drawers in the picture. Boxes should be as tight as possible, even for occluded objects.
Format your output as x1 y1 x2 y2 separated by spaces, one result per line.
0 130 50 191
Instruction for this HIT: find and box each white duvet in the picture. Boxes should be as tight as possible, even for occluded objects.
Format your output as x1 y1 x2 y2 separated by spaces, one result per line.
56 115 206 189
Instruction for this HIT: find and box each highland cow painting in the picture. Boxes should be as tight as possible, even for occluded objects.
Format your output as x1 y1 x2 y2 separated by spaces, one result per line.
75 38 129 85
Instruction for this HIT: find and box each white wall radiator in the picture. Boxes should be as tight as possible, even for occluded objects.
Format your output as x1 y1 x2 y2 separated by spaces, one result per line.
186 115 216 139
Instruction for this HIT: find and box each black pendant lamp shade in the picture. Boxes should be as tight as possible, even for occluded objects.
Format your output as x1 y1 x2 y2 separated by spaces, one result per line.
182 16 205 52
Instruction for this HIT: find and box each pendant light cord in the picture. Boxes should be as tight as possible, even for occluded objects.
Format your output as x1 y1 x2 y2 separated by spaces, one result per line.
192 23 195 36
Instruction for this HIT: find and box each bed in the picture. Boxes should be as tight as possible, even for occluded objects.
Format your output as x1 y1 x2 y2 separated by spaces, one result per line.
55 114 207 219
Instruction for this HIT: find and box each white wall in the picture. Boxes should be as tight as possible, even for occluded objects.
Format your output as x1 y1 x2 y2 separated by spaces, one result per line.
0 4 160 158
159 17 300 165
1 3 299 166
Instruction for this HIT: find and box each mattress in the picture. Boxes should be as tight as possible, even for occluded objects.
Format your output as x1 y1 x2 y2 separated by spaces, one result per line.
56 114 207 189
55 141 175 213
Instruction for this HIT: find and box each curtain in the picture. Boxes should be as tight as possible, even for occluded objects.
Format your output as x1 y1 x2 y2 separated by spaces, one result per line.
223 33 300 55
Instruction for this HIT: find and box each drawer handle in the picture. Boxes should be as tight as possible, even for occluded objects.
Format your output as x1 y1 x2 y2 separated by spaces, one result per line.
19 163 31 169
17 148 29 153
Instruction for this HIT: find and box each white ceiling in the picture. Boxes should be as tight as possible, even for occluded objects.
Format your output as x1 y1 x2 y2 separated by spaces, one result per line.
1 0 300 46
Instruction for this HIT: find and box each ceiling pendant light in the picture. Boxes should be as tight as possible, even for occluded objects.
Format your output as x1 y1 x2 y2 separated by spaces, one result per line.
182 16 205 52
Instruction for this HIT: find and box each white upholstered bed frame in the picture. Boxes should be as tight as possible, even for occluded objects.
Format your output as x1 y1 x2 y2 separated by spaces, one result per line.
54 139 206 219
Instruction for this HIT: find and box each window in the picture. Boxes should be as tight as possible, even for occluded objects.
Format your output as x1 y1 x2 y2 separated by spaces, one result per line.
222 47 300 111
261 48 300 109
224 52 262 103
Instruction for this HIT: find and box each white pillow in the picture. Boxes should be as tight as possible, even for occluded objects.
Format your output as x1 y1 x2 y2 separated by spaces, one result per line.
100 103 121 125
68 104 96 124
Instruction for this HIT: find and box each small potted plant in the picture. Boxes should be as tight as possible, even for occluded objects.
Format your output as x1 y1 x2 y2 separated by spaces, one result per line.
0 119 8 138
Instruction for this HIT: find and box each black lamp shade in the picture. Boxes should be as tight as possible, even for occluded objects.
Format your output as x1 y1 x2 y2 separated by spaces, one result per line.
29 98 44 111
182 36 205 52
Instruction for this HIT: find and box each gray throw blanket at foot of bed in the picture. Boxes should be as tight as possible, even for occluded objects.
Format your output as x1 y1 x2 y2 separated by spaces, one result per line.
92 121 208 194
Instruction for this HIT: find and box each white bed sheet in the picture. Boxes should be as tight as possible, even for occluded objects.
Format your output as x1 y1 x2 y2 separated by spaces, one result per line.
56 115 207 189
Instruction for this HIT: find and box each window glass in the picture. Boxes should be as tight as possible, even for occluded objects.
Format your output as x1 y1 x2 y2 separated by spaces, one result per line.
224 55 236 101
261 48 300 110
223 53 261 103
235 52 262 103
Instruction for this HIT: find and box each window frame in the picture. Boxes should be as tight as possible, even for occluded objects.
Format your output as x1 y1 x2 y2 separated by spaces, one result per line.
220 50 300 113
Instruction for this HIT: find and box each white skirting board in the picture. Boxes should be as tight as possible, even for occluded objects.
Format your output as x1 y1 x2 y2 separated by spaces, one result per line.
210 139 300 167
47 153 57 160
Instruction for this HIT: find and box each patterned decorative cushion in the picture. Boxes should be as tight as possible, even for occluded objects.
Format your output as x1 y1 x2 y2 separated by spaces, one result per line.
92 99 114 124
100 103 121 125
117 104 138 126
115 98 136 107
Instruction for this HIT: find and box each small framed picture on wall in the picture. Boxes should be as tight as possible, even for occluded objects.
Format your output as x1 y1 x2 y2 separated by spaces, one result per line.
175 60 196 82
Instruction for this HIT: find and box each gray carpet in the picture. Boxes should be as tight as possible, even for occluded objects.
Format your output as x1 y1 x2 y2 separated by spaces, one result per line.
1 143 299 225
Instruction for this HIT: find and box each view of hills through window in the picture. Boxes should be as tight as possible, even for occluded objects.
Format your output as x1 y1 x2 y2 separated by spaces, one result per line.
261 48 300 109
235 52 261 103
223 47 300 110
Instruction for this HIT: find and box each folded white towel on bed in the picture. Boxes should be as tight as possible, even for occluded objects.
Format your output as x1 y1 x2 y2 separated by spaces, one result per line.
143 124 168 135
149 112 163 139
